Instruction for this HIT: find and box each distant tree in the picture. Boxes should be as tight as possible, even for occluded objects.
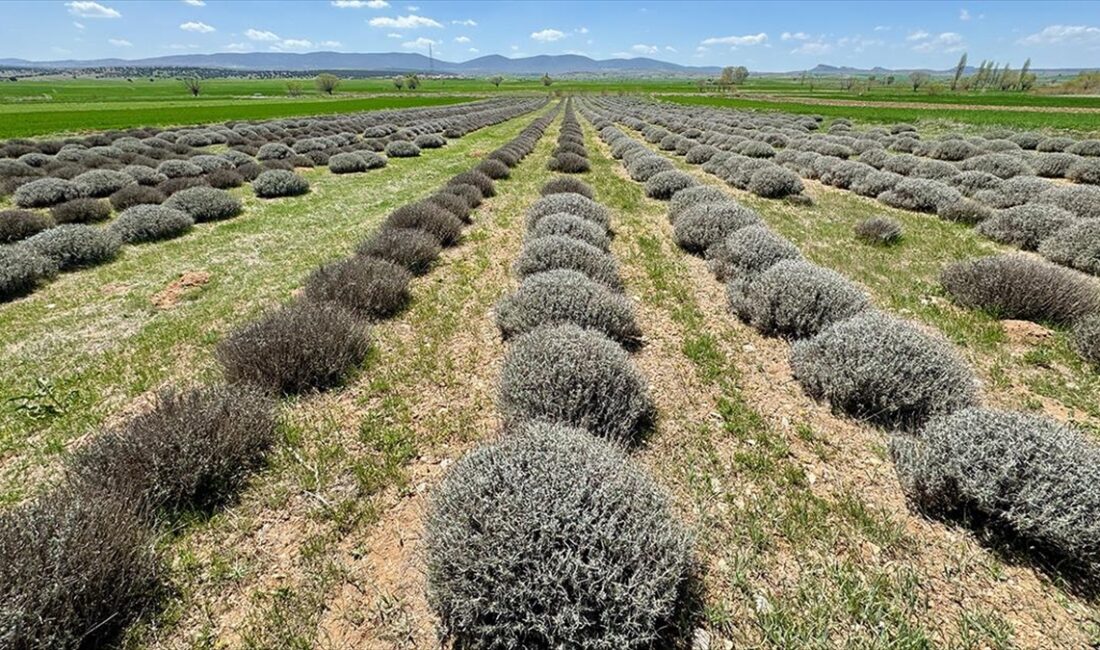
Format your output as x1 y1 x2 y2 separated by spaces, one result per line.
695 78 706 92
909 71 930 92
951 52 968 91
719 65 749 90
885 74 895 85
1018 58 1034 90
541 73 553 87
315 73 340 95
393 75 405 90
999 63 1016 90
183 76 202 97
490 75 503 88
406 73 420 90
731 65 749 84
286 81 303 96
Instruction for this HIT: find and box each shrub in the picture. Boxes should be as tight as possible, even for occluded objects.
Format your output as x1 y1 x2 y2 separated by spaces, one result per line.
357 227 441 275
109 205 193 244
547 152 591 174
156 159 204 178
495 269 641 346
499 325 653 443
303 255 411 319
0 209 52 243
426 191 472 224
163 186 242 222
449 170 496 198
68 385 276 515
668 185 730 223
256 142 294 161
252 169 310 198
938 198 993 225
0 244 58 301
728 260 870 339
440 182 483 209
1067 158 1100 185
891 408 1100 578
1038 219 1100 276
673 201 762 254
976 204 1077 250
941 254 1100 324
851 170 903 198
1072 314 1100 366
414 133 446 149
25 224 121 271
110 184 165 211
685 144 719 164
851 216 902 245
527 193 611 231
13 177 83 208
959 153 1034 179
541 176 595 200
878 178 962 213
912 159 960 181
1037 136 1074 153
50 198 111 225
974 176 1052 210
384 202 463 246
157 175 210 197
487 149 520 167
1067 139 1100 157
949 170 1003 196
72 169 135 198
425 423 692 649
748 165 804 198
628 155 675 182
0 488 161 649
216 300 370 394
644 170 697 200
1032 153 1081 178
927 139 980 161
468 161 507 184
790 310 978 429
385 140 421 158
1034 185 1100 220
527 212 611 252
706 225 800 281
205 168 244 189
515 235 622 291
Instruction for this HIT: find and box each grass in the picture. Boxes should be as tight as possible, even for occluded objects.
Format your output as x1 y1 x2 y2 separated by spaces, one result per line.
0 94 476 138
663 95 1100 134
0 110 541 503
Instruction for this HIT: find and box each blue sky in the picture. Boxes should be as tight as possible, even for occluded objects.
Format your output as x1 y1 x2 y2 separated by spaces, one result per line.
2 1 1099 70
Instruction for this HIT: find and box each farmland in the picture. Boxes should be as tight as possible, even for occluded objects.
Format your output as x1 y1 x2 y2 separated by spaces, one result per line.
2 64 1100 650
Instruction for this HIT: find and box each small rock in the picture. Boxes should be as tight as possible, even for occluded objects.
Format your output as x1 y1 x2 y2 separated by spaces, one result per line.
692 628 711 650
754 593 773 614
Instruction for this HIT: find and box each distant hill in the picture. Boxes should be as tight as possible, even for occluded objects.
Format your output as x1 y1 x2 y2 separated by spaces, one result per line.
0 51 723 76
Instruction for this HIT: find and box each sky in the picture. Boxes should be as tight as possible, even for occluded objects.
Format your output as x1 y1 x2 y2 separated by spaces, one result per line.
2 0 1099 71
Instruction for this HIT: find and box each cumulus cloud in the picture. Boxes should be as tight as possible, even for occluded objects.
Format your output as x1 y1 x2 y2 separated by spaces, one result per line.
332 0 389 6
531 28 566 42
452 19 477 26
180 21 215 33
387 32 402 38
319 40 343 48
225 42 250 51
912 31 964 52
906 29 930 41
468 47 479 53
959 8 971 21
279 39 312 48
631 44 659 55
791 41 832 55
66 2 120 18
665 45 677 52
402 36 438 49
183 0 205 5
1019 24 1100 45
700 33 768 46
454 36 471 43
781 32 810 41
368 14 442 28
108 38 132 47
245 28 280 41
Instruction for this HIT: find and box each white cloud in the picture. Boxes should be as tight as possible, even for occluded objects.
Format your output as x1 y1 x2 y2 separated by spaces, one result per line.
531 28 566 42
912 31 965 52
631 44 659 55
468 47 479 53
791 41 832 55
700 33 768 46
183 0 205 6
576 27 589 34
180 21 215 33
332 0 388 6
167 43 199 50
959 8 971 21
66 2 120 18
73 21 85 29
510 44 519 51
1019 24 1100 45
368 14 442 28
280 39 312 48
873 25 890 31
837 35 884 52
402 36 437 49
452 19 477 26
906 29 930 41
781 31 810 41
454 36 471 43
225 42 250 51
319 40 342 48
665 45 677 52
610 51 632 58
695 46 708 53
108 38 132 47
407 5 419 11
387 33 402 38
245 29 280 41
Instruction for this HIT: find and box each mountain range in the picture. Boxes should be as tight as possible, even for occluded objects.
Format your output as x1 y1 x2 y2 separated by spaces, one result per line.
0 52 1087 77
